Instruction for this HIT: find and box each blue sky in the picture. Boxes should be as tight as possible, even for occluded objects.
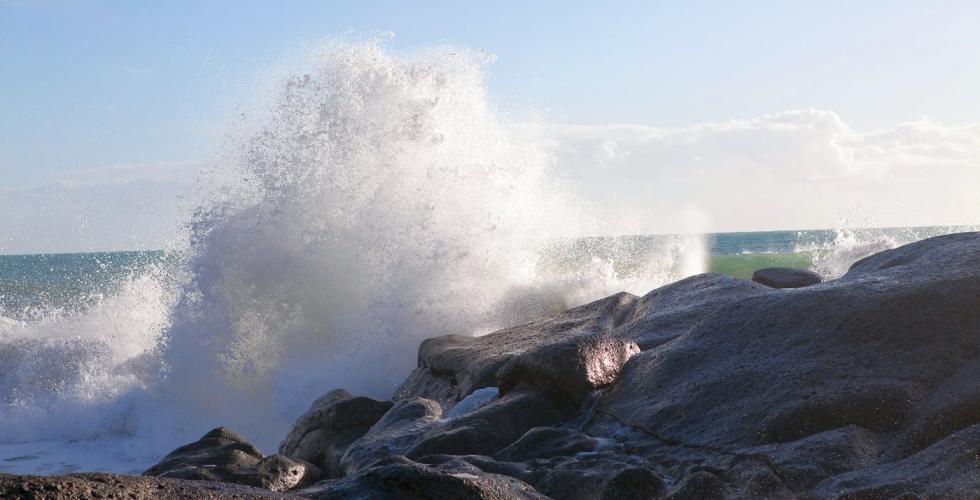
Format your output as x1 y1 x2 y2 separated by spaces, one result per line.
1 1 979 252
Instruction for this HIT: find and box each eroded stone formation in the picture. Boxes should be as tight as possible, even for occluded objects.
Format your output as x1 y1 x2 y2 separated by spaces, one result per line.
44 232 980 499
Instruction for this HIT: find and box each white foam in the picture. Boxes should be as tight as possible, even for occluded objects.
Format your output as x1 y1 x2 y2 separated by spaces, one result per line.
0 39 706 472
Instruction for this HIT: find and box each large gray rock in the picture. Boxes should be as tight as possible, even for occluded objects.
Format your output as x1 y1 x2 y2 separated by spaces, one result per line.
497 335 639 403
405 388 567 459
751 267 822 288
596 232 980 451
378 231 980 499
393 292 640 407
278 388 393 477
145 427 320 492
340 397 444 474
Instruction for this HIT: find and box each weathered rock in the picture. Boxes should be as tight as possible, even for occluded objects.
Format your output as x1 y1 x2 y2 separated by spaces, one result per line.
751 267 822 288
406 388 567 459
393 292 640 406
497 335 639 402
145 427 319 491
495 427 606 461
666 470 730 500
595 233 980 452
278 388 393 477
340 397 444 474
0 472 298 499
811 422 980 498
301 455 548 500
523 456 662 500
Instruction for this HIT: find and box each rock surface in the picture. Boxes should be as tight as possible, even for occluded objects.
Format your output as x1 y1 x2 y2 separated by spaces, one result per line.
0 472 297 499
751 267 822 288
145 427 319 491
139 232 980 499
278 388 393 477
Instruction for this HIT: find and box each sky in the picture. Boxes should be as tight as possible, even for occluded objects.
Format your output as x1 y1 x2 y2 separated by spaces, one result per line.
1 1 979 253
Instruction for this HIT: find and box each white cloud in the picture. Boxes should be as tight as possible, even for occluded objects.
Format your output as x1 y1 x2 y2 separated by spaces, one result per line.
541 110 980 234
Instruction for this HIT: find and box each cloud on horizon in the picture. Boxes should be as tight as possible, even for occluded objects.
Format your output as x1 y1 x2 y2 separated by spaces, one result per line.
544 109 980 234
2 110 978 254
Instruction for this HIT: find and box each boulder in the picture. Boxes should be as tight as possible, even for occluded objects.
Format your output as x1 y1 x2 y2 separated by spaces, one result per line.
144 427 319 491
406 388 567 459
340 397 444 474
393 292 639 406
594 233 980 451
278 388 393 477
750 267 822 288
300 455 548 500
497 335 639 402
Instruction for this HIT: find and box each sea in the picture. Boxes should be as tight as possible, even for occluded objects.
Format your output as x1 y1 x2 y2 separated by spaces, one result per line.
0 40 975 476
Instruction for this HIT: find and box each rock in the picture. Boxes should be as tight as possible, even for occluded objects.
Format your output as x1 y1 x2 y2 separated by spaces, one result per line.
595 232 980 451
278 388 393 477
302 455 548 500
666 470 730 500
145 427 319 491
811 422 980 498
495 427 606 461
523 456 662 500
600 467 667 500
393 292 640 407
0 472 297 499
497 335 639 402
340 397 444 474
751 267 822 288
612 273 769 349
406 388 567 459
144 427 264 484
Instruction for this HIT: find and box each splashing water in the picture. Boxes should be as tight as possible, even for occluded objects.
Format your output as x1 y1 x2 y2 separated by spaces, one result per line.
0 39 707 471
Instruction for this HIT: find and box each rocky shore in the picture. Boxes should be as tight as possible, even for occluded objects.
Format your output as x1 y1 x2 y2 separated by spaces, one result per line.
3 232 979 499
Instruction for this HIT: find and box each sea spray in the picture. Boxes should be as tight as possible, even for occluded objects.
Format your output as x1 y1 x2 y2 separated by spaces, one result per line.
0 38 707 471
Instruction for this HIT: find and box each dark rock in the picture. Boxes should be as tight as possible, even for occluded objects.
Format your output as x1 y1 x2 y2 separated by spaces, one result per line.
811 422 980 498
340 397 444 474
666 470 729 500
303 455 548 500
145 427 318 491
278 388 393 477
495 427 606 461
595 233 980 451
613 273 769 349
406 388 567 459
393 292 639 407
523 456 659 500
497 335 639 402
0 472 297 499
600 467 667 500
751 267 822 288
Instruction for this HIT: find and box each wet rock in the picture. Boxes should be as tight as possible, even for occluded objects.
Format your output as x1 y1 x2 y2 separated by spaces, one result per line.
666 470 729 500
278 388 393 477
303 455 548 500
751 267 822 288
340 397 444 474
145 428 319 491
393 292 639 407
497 335 639 402
596 233 980 451
600 467 667 500
495 427 605 461
406 388 567 459
811 422 980 498
524 456 661 500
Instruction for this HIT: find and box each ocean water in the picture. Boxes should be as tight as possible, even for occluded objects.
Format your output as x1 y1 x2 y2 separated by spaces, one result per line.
0 38 973 475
